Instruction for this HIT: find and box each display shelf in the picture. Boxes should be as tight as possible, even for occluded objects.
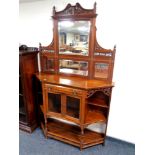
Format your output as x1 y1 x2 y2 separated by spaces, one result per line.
87 98 108 108
46 119 104 149
85 110 107 125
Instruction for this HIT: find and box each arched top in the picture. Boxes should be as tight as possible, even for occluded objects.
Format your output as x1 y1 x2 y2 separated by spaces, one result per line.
52 2 97 19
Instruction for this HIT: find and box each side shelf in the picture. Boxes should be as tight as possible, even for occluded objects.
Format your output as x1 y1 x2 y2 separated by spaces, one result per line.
87 98 108 108
85 90 110 126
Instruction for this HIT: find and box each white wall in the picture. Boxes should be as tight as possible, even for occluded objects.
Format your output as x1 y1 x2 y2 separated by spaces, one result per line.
19 0 155 144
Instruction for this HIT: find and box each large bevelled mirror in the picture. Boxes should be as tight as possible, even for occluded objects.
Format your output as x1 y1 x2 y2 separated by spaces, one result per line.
58 20 90 56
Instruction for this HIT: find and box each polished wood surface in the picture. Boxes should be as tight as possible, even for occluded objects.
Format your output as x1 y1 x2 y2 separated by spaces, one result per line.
36 73 114 89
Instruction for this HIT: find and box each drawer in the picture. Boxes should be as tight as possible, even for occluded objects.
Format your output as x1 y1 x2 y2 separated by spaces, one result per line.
45 84 84 96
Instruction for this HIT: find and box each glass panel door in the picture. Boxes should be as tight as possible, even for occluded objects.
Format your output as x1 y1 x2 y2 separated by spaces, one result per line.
48 93 61 113
66 96 80 119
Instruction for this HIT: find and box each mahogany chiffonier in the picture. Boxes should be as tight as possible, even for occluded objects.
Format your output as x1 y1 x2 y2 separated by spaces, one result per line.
35 3 116 150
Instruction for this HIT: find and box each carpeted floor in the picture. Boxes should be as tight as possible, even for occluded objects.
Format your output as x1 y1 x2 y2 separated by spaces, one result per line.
19 128 135 155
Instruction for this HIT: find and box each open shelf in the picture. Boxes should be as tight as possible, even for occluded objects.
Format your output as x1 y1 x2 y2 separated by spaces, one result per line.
87 98 108 108
46 119 104 149
85 110 107 125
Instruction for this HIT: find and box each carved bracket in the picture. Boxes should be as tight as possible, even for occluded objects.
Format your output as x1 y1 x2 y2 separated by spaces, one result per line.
87 87 112 98
39 40 54 51
95 40 114 52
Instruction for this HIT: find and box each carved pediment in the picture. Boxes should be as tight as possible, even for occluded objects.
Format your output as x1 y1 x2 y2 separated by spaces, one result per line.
53 3 97 18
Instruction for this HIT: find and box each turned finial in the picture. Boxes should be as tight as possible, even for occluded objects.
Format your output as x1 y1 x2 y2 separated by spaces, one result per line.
113 45 116 51
53 6 56 16
94 2 96 13
39 43 42 51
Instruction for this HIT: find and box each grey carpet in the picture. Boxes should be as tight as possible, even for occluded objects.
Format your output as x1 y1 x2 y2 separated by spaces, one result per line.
19 128 135 155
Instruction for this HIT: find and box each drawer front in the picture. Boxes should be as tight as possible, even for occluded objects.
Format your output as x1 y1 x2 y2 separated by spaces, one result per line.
45 84 84 96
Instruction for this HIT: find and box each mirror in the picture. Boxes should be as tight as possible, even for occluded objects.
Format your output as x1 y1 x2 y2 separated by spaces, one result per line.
59 59 88 76
58 21 90 56
94 63 109 78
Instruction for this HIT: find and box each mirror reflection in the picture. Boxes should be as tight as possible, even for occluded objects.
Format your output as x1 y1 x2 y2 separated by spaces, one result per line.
59 60 88 76
94 63 109 78
58 21 90 56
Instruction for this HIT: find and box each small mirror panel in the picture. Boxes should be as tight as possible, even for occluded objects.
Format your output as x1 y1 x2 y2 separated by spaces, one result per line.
58 21 90 56
59 60 88 76
94 63 109 78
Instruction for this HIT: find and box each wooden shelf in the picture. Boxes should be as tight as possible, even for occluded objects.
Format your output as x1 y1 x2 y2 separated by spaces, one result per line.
85 110 107 125
46 119 104 149
87 98 108 108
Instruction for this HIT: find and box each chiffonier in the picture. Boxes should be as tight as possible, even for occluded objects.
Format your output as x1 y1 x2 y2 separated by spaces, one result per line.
35 2 116 149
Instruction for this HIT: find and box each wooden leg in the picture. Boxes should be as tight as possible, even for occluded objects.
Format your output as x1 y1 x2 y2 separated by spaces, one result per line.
102 141 105 146
45 119 48 139
80 125 84 135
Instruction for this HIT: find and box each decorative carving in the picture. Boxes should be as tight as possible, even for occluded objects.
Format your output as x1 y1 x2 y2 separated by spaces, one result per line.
95 40 113 53
40 40 54 51
94 52 112 57
87 87 112 98
53 3 96 17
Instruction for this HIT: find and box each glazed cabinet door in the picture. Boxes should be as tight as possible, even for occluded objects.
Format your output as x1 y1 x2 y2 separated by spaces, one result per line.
44 84 84 124
47 92 61 114
44 85 62 118
65 95 81 123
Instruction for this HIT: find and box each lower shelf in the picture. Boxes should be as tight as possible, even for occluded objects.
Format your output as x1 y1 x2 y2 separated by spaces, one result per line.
41 119 104 149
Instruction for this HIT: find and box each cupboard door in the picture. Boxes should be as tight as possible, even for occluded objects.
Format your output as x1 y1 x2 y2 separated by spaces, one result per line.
66 96 80 119
47 92 61 114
